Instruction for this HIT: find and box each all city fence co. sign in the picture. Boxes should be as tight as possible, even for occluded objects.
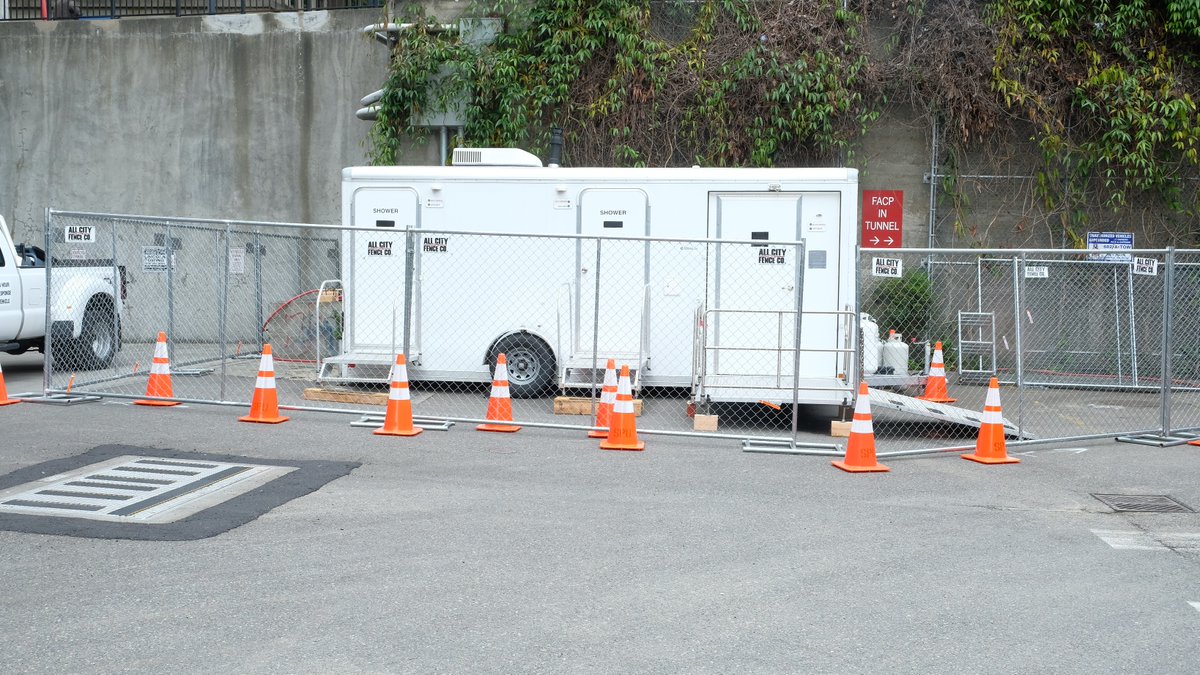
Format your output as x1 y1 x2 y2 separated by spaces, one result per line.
861 190 902 248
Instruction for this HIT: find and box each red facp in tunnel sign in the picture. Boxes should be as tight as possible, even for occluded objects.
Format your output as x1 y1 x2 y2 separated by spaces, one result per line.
862 190 903 248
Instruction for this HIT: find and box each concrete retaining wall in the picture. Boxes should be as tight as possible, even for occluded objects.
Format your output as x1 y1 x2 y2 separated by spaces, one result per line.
0 11 395 242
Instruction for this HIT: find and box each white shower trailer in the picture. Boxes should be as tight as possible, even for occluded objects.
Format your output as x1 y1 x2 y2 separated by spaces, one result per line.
325 148 860 408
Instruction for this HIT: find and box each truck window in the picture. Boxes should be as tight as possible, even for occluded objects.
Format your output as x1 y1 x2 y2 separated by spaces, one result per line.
0 247 5 266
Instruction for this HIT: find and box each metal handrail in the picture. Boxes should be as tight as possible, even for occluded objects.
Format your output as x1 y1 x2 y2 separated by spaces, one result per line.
699 307 857 390
314 279 342 378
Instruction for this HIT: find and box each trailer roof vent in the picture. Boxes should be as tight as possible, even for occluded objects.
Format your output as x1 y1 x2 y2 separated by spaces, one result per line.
452 148 543 167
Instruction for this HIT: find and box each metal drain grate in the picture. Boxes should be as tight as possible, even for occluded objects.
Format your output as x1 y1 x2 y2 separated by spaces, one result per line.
1092 493 1195 513
0 456 293 524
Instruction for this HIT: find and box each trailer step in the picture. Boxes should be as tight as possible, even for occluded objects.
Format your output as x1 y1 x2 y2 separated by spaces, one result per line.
560 353 645 390
318 350 420 384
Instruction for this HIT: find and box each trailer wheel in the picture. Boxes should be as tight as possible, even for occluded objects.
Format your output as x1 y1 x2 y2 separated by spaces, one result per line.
490 334 555 399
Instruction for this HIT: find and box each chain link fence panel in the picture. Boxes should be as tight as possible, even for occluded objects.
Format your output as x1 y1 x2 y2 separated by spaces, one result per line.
859 247 1180 450
45 212 859 449
44 211 1198 453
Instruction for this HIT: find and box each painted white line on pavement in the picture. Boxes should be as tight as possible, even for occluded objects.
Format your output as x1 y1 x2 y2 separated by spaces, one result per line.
1092 529 1168 551
1189 601 1200 614
1092 529 1200 551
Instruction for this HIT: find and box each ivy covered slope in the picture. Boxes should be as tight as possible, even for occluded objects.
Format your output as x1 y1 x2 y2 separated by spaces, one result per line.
372 1 1200 242
369 0 878 168
989 0 1200 243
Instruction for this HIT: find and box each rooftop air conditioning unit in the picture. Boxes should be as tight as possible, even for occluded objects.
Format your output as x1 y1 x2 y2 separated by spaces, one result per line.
452 148 543 167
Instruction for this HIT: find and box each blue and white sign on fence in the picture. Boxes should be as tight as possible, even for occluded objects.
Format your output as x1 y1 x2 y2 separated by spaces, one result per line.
1086 231 1134 261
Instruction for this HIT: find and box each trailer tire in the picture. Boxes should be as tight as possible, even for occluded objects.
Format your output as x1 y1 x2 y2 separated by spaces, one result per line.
490 334 555 399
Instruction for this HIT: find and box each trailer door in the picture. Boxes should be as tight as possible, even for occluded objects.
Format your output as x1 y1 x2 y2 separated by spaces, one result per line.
576 189 649 356
709 191 843 381
348 187 418 352
709 193 803 378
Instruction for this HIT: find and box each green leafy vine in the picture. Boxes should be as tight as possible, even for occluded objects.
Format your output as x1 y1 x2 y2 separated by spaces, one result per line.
370 0 878 168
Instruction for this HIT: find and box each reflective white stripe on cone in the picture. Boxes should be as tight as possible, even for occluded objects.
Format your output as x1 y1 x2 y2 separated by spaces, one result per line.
962 377 1018 464
832 382 889 473
376 353 421 436
588 359 618 439
600 365 643 451
239 344 289 424
135 331 179 407
479 353 520 433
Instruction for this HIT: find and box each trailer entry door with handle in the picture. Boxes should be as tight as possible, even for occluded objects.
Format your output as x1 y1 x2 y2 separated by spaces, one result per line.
575 189 649 357
348 188 418 352
708 193 802 378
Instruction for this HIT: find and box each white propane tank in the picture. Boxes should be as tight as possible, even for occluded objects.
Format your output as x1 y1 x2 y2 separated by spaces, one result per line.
860 313 881 375
881 331 909 375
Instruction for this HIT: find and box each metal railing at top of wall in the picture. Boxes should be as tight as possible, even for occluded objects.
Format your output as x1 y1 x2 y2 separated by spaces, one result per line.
1 0 382 22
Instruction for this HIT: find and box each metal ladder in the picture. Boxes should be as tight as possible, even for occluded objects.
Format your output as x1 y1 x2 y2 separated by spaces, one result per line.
957 311 996 381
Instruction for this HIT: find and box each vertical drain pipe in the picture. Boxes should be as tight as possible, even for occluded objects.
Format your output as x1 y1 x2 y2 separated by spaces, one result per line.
548 127 564 168
927 117 939 250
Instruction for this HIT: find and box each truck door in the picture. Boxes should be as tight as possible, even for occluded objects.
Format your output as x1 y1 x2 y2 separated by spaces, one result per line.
708 192 803 378
349 188 418 352
0 237 22 340
576 189 649 355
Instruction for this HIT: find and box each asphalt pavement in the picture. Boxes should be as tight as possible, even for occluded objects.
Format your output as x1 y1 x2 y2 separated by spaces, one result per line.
1 351 1199 673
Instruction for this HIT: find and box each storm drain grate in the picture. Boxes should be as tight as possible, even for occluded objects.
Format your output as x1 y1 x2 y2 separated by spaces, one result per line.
0 456 294 524
1091 493 1195 513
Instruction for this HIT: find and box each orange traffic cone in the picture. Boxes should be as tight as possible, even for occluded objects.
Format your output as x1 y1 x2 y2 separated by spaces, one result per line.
0 361 20 406
238 344 289 424
478 353 521 433
135 332 180 407
375 353 422 437
600 364 644 451
962 377 1019 464
832 382 890 473
588 359 617 439
917 341 956 403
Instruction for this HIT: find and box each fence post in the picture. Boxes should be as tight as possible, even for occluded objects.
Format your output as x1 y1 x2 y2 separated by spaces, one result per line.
166 221 175 349
1013 254 1024 437
254 230 263 351
589 238 602 423
790 240 806 440
110 215 120 373
402 228 416 359
42 208 54 395
1160 247 1175 435
219 224 230 402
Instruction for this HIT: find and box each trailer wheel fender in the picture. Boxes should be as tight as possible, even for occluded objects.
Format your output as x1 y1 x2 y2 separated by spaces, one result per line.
484 331 556 399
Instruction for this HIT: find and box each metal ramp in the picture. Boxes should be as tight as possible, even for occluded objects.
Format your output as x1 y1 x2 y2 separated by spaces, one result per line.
867 387 1031 438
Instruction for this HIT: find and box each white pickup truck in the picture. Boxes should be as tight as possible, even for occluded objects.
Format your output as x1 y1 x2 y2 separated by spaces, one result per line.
1 215 125 369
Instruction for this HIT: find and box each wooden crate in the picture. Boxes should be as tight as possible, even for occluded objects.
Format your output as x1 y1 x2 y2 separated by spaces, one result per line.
303 387 387 407
554 396 643 416
830 420 852 438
